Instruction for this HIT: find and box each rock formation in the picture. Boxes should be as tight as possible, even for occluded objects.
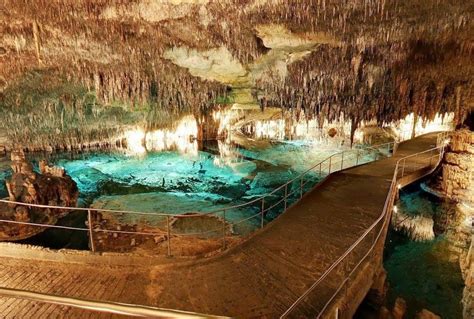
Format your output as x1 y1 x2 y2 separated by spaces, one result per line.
0 149 79 241
6 150 78 208
391 212 435 242
0 1 472 150
439 130 474 203
428 129 473 319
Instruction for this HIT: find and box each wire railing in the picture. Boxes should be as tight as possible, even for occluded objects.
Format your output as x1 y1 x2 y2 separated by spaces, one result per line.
0 133 450 318
0 286 228 318
280 132 449 318
0 141 397 256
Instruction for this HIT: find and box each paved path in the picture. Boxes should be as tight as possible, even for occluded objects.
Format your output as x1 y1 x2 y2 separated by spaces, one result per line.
0 133 440 318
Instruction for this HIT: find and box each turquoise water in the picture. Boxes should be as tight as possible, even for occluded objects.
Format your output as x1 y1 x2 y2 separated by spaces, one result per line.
384 183 464 319
0 138 378 249
0 140 357 216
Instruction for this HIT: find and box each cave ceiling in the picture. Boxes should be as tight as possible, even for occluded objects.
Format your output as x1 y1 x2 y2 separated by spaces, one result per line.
0 0 473 147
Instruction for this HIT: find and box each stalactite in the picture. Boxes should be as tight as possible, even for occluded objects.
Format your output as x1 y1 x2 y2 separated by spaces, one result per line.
0 0 472 150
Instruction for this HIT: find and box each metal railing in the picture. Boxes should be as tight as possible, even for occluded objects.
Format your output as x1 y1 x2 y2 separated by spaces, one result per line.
0 286 227 318
0 141 396 256
280 132 449 318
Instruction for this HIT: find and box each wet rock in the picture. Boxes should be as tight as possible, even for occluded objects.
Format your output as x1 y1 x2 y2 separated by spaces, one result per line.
249 170 293 194
6 150 78 207
391 212 435 241
379 306 391 319
97 179 166 196
415 309 441 319
39 160 65 177
392 297 407 319
211 182 247 200
1 150 78 241
6 150 79 206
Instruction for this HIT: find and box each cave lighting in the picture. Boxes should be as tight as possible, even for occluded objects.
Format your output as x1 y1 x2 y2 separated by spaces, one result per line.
124 129 146 155
392 112 455 141
124 115 198 156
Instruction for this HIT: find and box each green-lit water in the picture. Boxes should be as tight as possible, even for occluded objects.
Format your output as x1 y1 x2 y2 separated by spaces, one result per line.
2 139 377 248
383 183 464 319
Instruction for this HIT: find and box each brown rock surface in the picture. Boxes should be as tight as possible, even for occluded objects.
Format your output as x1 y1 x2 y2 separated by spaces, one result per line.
0 149 79 241
416 309 441 319
440 130 474 204
392 297 407 319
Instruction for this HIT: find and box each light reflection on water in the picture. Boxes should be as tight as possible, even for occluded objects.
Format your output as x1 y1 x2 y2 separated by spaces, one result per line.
0 138 354 209
383 182 463 319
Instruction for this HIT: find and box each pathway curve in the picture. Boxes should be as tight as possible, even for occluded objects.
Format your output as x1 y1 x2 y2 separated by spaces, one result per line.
0 133 440 318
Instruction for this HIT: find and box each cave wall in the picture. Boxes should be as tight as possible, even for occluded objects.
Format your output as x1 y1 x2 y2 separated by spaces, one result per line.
0 0 472 149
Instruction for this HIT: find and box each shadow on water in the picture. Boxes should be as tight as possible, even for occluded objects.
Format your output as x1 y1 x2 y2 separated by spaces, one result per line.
17 211 89 250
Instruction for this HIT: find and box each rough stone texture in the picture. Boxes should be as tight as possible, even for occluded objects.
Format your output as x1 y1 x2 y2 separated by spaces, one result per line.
441 129 474 203
6 150 78 207
0 1 472 150
0 150 79 241
391 212 435 241
437 129 474 319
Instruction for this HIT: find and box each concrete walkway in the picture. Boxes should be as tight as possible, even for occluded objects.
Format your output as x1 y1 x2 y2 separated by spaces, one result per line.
0 133 440 318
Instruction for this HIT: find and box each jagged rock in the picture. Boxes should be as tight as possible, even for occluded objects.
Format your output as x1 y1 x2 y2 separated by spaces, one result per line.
0 149 79 241
39 160 65 177
6 151 78 208
392 212 435 241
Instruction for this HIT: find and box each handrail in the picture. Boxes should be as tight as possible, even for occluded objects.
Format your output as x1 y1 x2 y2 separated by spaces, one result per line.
0 286 228 318
0 133 449 317
280 132 449 318
0 141 394 218
0 140 397 256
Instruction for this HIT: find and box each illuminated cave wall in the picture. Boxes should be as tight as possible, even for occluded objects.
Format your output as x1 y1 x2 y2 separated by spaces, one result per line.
0 0 472 149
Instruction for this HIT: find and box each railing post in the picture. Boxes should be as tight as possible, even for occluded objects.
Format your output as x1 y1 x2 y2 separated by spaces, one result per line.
87 209 95 252
300 176 304 199
341 152 344 170
401 158 406 178
284 184 288 211
329 156 332 174
222 210 226 250
319 163 322 178
356 149 359 165
166 216 171 257
261 198 265 229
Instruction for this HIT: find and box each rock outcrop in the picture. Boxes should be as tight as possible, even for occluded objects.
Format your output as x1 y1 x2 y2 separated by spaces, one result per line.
440 130 474 203
6 150 78 208
0 149 79 241
433 129 473 319
391 212 435 241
